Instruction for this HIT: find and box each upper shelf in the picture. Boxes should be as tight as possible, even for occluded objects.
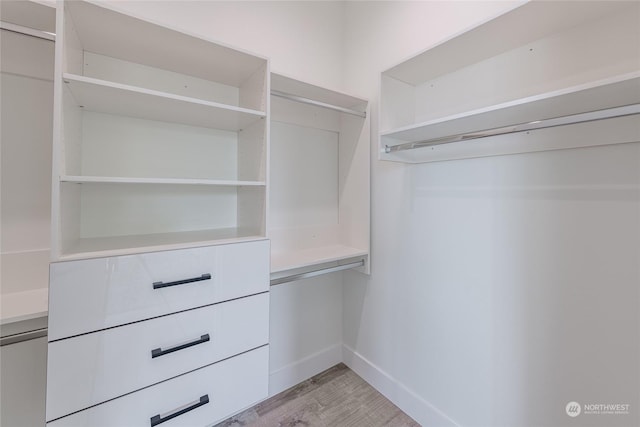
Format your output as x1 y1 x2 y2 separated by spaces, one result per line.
384 1 635 85
380 0 640 163
63 74 266 131
65 0 267 88
271 72 367 117
383 73 640 146
0 0 56 34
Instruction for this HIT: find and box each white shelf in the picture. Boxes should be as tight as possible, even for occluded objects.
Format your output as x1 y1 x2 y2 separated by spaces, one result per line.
60 176 266 187
382 73 640 145
63 74 266 131
271 245 368 274
65 0 267 88
384 1 634 85
0 288 49 325
271 72 367 113
60 229 266 261
0 0 56 34
380 1 639 163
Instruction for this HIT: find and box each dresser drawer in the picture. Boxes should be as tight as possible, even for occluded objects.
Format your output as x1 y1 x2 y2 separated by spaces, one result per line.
48 240 269 340
46 292 268 421
47 345 268 427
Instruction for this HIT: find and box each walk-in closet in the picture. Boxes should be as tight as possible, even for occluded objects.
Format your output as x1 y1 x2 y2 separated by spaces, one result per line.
1 1 638 426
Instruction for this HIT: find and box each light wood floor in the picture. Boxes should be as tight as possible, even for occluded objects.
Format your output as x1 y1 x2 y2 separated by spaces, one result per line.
214 363 420 427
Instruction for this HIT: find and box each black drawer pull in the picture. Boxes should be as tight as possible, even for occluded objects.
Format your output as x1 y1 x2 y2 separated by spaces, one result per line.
150 394 209 426
153 273 211 289
151 334 210 359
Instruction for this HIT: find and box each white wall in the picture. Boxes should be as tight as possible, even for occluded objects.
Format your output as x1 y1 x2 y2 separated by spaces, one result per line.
104 0 346 396
342 2 639 427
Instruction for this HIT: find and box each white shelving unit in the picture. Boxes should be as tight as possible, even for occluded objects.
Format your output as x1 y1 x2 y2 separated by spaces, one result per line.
1 1 55 327
46 2 272 425
1 4 55 427
51 0 269 260
269 73 370 276
380 1 640 163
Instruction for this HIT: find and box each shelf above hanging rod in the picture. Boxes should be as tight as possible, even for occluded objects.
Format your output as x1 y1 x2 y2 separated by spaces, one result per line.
0 21 55 41
270 259 365 286
271 90 366 118
385 104 640 154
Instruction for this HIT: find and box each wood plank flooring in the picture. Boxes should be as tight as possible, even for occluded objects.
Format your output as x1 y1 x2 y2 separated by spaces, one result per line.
214 363 420 427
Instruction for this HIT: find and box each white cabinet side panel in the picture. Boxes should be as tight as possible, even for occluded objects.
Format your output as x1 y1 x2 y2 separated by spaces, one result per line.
0 337 47 427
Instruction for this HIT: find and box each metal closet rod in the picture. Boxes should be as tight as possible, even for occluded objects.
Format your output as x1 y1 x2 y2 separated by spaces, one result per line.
385 103 640 154
0 21 55 41
271 90 366 118
270 259 365 286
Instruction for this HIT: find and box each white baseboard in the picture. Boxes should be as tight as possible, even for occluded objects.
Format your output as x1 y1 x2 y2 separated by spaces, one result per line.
342 344 460 427
269 343 343 396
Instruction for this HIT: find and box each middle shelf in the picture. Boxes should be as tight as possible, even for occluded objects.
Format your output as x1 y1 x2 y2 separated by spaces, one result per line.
62 73 266 132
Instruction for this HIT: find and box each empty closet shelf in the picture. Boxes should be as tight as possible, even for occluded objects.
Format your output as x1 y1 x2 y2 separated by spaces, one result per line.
0 288 49 325
62 73 266 131
60 229 266 261
271 245 368 273
60 176 266 186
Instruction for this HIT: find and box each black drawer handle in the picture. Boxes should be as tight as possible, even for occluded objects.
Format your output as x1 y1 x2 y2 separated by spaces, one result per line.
150 394 209 426
153 273 211 289
151 334 210 358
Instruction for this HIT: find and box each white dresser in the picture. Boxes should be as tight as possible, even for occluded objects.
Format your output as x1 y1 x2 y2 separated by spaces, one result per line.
46 240 270 426
46 1 271 425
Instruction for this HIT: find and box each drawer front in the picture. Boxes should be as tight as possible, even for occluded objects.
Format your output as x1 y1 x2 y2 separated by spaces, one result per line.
46 293 269 421
48 240 269 340
47 345 268 427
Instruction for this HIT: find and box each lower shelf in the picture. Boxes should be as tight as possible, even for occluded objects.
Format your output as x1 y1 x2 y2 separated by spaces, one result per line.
0 288 49 325
60 228 265 260
271 244 368 273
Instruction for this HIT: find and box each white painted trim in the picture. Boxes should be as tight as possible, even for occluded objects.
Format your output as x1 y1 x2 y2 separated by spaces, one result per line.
342 344 460 427
268 343 342 397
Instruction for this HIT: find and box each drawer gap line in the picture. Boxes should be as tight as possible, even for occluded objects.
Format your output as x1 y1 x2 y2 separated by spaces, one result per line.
47 290 269 343
44 343 269 424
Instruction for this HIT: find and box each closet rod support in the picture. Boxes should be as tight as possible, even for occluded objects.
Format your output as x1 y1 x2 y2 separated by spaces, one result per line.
0 21 55 41
271 90 366 118
385 103 640 153
270 259 365 286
